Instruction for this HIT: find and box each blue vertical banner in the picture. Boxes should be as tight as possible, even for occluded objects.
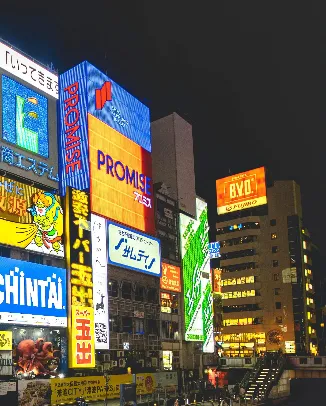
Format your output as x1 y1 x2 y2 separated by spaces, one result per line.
59 63 89 194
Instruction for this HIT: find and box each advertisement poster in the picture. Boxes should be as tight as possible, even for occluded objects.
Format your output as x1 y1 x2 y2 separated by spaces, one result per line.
180 198 214 352
51 375 133 404
160 263 181 292
0 257 67 327
91 214 109 349
216 167 267 214
0 175 64 256
18 379 50 406
107 221 161 277
13 327 65 378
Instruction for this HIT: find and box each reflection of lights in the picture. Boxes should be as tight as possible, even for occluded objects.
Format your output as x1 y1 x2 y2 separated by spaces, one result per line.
58 373 65 378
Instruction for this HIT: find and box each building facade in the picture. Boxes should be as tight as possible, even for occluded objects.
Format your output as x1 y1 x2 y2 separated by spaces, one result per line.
217 181 317 356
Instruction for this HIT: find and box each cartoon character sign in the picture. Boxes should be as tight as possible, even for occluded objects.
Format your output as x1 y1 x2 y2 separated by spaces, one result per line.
0 176 64 257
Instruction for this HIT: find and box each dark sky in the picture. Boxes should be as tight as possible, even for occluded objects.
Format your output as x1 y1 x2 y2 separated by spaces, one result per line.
1 2 325 252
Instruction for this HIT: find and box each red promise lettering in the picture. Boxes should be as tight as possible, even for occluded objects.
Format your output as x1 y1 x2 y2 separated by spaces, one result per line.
64 82 81 174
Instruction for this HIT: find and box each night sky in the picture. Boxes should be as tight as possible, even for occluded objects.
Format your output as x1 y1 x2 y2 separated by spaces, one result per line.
1 2 325 255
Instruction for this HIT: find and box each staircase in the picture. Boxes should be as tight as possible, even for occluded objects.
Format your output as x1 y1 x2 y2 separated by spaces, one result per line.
240 353 287 402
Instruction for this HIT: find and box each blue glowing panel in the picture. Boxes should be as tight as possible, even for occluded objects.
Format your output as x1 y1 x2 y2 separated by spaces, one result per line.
59 63 89 194
86 62 151 152
209 242 221 259
2 75 49 157
0 257 67 327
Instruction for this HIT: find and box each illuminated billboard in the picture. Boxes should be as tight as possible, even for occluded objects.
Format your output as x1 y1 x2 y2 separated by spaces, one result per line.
209 242 221 259
89 114 154 234
160 263 181 292
216 167 267 214
0 41 59 188
65 188 95 368
107 220 161 277
180 198 214 352
213 269 222 293
0 174 64 256
0 257 67 326
59 61 151 194
91 214 109 349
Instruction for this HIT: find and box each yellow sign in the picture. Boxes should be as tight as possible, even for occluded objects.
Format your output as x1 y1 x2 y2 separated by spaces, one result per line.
51 375 132 404
136 373 156 394
70 305 95 368
0 175 64 256
0 331 12 350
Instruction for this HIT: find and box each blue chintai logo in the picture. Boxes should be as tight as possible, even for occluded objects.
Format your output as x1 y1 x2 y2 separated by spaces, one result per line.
2 75 49 157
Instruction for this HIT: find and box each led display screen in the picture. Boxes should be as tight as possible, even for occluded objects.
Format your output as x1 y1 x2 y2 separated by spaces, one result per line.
209 242 221 259
0 257 67 327
107 220 161 277
180 198 214 352
59 61 151 195
0 174 64 256
89 114 155 234
0 41 59 188
216 167 267 214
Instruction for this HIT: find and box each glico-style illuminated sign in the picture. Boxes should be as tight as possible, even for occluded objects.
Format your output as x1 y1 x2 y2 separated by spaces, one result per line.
107 221 161 277
59 62 154 234
0 41 59 188
65 188 95 368
0 174 64 257
0 257 67 327
180 198 214 353
216 167 267 215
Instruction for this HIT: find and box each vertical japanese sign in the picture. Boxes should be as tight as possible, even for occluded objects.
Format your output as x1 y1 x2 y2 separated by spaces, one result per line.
91 214 109 349
65 188 95 368
160 263 181 292
179 198 214 352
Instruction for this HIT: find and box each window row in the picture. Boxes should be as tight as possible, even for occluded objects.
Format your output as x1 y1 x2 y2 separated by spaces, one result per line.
221 262 256 273
222 290 256 300
223 317 263 326
220 235 258 247
220 249 256 260
221 276 255 286
223 303 261 313
216 222 260 236
108 280 158 303
109 316 159 335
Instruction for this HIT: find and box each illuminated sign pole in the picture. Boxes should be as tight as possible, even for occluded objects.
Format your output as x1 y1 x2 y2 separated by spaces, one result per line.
65 188 95 368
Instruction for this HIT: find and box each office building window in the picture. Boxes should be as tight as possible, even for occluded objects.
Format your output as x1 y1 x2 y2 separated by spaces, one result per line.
148 288 158 304
273 273 279 281
270 219 277 226
135 285 145 302
275 302 282 309
274 288 280 296
272 246 279 254
29 253 43 264
109 315 119 332
121 317 133 333
134 318 144 334
108 280 119 297
271 233 277 240
0 246 10 258
122 282 132 300
273 260 279 267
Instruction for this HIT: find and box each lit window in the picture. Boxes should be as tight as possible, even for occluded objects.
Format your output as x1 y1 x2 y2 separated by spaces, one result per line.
306 283 309 291
307 312 311 320
304 255 308 263
271 233 277 240
308 326 312 334
309 284 313 290
303 241 307 250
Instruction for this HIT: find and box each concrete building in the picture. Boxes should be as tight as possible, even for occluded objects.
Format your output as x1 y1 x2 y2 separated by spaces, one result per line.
151 113 202 376
217 181 317 356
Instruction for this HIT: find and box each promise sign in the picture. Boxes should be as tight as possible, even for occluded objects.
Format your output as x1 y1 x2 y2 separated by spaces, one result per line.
216 167 267 215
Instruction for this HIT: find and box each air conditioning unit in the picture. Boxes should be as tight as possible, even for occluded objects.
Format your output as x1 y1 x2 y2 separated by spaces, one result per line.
111 361 118 367
119 359 126 367
117 350 124 357
139 359 145 368
151 358 158 368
